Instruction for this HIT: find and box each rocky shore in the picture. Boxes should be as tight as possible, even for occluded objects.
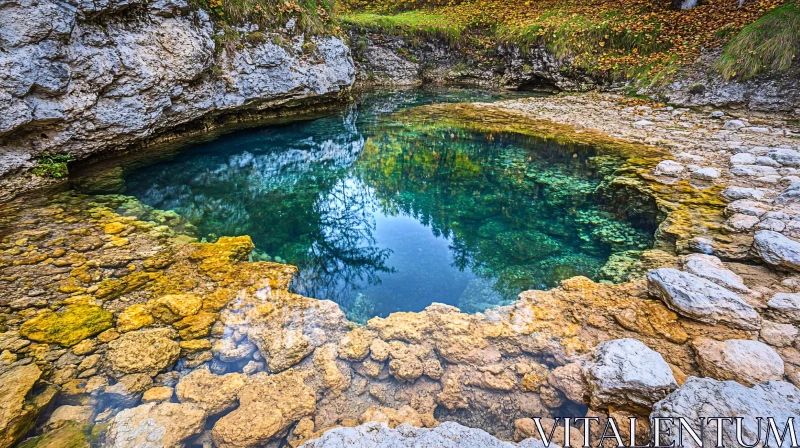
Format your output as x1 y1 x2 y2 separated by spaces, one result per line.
0 92 799 447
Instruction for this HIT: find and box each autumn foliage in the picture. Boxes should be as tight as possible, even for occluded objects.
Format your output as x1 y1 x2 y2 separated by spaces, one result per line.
342 0 788 83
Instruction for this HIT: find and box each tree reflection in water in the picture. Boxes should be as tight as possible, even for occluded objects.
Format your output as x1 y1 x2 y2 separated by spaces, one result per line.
123 88 653 320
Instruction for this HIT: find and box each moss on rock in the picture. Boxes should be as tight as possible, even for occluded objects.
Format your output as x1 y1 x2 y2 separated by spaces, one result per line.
20 305 113 347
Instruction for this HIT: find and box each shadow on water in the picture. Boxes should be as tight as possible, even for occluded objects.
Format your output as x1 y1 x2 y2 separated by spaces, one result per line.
85 87 654 321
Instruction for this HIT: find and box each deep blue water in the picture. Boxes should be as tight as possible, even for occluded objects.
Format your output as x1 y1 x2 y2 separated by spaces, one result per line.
121 88 653 321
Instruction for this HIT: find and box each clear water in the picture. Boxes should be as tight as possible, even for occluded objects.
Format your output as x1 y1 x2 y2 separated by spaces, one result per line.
122 87 653 321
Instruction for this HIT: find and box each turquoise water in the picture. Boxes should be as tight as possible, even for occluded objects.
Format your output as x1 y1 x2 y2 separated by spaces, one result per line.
122 88 653 321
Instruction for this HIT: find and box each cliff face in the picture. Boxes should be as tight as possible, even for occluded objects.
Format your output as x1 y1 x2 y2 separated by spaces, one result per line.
0 0 355 197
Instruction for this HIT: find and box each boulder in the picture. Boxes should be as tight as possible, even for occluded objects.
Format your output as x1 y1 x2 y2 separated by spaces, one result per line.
44 405 94 430
768 293 800 323
103 373 153 407
175 368 246 415
106 328 180 375
0 364 54 448
212 370 316 448
647 268 760 330
584 338 678 412
693 338 784 386
148 294 202 323
116 304 153 333
754 230 800 271
683 254 750 293
299 421 552 448
760 321 798 347
651 378 800 447
19 305 113 347
654 160 684 177
547 363 587 404
105 402 207 448
768 148 800 167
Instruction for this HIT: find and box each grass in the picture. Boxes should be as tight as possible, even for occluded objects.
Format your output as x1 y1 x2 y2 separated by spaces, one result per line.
340 11 465 43
715 1 800 81
32 152 72 178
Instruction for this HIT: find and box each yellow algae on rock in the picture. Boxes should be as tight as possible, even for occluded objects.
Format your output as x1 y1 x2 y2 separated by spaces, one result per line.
117 304 154 332
102 222 126 235
19 305 113 347
148 294 202 323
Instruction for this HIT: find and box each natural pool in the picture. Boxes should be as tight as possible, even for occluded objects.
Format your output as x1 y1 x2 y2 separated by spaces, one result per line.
116 88 654 321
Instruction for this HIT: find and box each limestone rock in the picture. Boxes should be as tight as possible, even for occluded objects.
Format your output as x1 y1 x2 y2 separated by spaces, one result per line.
651 378 800 448
44 405 94 430
646 268 760 330
754 230 800 271
760 320 798 347
357 405 430 428
768 148 800 167
547 363 587 404
213 338 257 362
142 386 174 403
148 294 202 323
683 254 750 293
0 364 51 448
653 160 684 177
176 368 245 415
16 422 92 448
257 329 314 373
768 293 800 323
299 421 552 448
104 373 153 407
116 304 153 333
337 327 374 362
106 328 180 375
19 305 113 347
212 370 316 448
312 344 351 393
105 402 207 448
584 338 678 412
693 338 784 386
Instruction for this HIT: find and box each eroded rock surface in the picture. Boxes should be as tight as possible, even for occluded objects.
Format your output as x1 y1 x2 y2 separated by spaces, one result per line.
693 338 785 386
105 402 207 448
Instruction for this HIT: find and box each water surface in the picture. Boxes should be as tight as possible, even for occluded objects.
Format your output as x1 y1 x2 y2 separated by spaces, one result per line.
121 88 653 321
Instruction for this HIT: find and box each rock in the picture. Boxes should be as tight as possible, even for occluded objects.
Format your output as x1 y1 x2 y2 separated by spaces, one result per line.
721 186 767 201
104 373 153 407
300 421 551 448
776 182 800 204
725 199 767 217
757 156 782 167
19 305 113 347
653 160 684 177
726 214 760 231
313 344 351 393
16 422 92 448
212 370 316 448
652 378 800 447
174 311 218 339
251 329 314 373
106 328 180 375
760 321 798 347
584 338 677 412
754 230 800 271
213 338 257 363
0 364 55 448
44 405 94 430
176 368 246 415
633 120 654 128
148 294 202 323
547 362 587 403
646 268 760 330
142 386 174 403
369 339 391 361
709 111 725 119
768 148 800 167
767 293 800 323
116 304 153 333
690 167 720 180
722 119 746 130
357 405 428 428
693 338 784 386
730 153 756 165
337 327 374 362
683 254 750 293
105 402 207 448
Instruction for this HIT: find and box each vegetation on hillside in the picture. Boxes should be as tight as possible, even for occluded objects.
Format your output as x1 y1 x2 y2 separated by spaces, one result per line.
340 0 790 84
715 1 800 80
201 0 341 41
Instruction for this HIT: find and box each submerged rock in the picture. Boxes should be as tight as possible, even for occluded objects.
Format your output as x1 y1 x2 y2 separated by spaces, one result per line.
175 368 246 416
646 268 760 330
300 421 553 448
19 305 113 347
106 328 180 375
693 338 784 386
652 378 800 447
212 370 316 448
0 364 55 448
585 338 678 412
105 402 207 448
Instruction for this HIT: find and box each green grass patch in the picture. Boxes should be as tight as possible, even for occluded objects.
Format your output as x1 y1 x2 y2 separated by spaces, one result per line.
32 152 72 178
715 1 800 81
341 11 465 43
